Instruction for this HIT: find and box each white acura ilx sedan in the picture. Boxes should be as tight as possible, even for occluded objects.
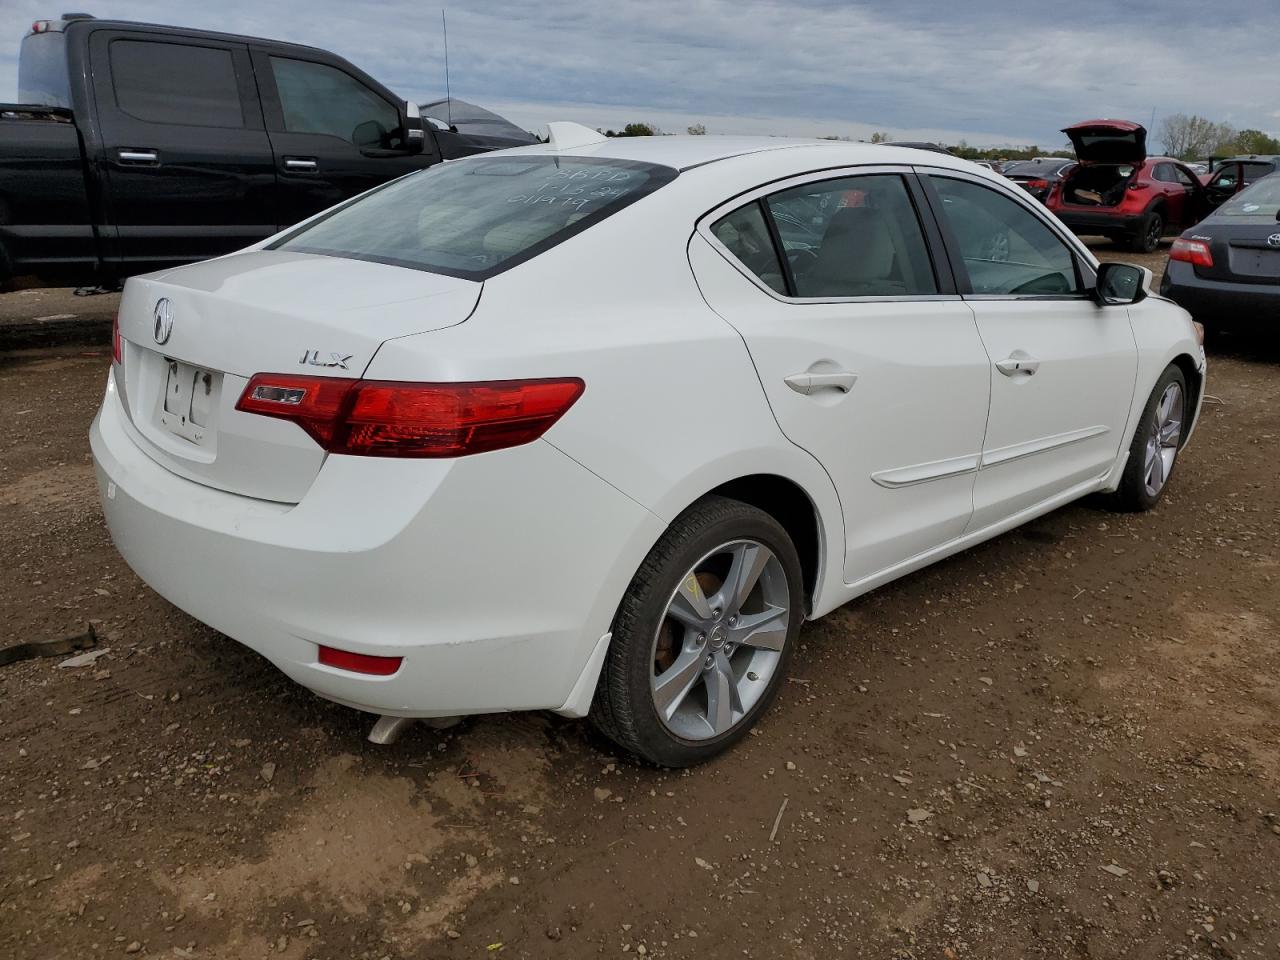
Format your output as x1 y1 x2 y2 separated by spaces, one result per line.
92 124 1205 766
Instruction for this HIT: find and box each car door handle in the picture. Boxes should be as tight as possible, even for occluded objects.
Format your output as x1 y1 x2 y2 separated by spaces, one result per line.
995 355 1040 377
117 149 158 164
284 157 318 171
784 371 858 395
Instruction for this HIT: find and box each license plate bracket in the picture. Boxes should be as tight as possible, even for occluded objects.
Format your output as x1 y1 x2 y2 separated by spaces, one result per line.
159 359 218 445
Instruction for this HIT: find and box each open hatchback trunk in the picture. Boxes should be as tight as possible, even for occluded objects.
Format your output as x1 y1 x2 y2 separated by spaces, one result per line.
112 251 481 503
1062 120 1148 164
1057 120 1149 208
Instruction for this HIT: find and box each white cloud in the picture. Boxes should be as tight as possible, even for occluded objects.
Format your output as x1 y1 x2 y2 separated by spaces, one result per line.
3 0 1275 149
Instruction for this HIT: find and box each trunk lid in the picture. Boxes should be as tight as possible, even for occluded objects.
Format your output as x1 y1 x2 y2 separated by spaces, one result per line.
1191 221 1280 285
1063 120 1147 164
114 250 481 503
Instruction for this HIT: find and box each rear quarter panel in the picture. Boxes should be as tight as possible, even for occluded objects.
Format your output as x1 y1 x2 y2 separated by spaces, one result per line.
0 114 98 280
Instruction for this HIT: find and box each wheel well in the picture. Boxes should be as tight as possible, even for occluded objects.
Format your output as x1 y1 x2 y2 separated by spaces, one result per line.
1169 353 1202 445
708 475 821 612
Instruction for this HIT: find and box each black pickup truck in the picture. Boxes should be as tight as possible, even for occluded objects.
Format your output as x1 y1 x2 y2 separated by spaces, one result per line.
2 14 532 289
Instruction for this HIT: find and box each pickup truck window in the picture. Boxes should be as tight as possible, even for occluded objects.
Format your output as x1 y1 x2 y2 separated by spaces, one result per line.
110 40 244 128
272 155 677 280
18 30 72 108
270 57 399 148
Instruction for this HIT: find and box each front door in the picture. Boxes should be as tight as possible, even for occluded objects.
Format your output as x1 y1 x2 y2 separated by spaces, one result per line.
923 172 1137 530
89 31 277 270
689 169 992 585
252 51 440 229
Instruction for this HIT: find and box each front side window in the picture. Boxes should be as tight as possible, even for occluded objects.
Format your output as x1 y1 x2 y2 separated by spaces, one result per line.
930 176 1080 296
1209 165 1240 189
764 174 938 298
271 57 400 148
110 40 243 128
710 203 786 294
272 155 676 279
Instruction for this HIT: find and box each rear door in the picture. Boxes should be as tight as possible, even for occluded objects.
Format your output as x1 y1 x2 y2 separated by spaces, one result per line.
251 48 441 229
1152 163 1189 228
88 29 277 270
690 168 992 585
922 171 1136 528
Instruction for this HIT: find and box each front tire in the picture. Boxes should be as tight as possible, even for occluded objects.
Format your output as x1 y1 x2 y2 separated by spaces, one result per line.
591 496 804 767
1110 364 1188 511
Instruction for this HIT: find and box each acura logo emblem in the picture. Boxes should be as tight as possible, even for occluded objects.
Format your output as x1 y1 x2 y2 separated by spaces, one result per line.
1267 233 1280 248
153 298 174 345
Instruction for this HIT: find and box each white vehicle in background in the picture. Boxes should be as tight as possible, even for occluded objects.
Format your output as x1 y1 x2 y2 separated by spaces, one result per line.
92 124 1205 766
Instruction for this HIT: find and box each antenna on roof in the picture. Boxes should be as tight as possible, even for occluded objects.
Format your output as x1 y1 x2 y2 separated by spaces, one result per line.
546 122 608 151
442 9 452 126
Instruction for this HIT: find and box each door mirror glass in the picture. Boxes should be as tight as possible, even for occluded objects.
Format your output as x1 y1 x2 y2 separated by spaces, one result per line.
1093 262 1146 305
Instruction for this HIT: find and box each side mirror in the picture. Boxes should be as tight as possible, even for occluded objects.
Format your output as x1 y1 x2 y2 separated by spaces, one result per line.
403 101 426 155
1091 262 1148 306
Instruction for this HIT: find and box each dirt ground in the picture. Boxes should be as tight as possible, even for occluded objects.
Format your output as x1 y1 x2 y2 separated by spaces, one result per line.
2 243 1278 960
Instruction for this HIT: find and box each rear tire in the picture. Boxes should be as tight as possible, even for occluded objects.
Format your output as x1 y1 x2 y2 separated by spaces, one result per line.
591 496 804 767
1109 364 1188 512
1130 210 1164 253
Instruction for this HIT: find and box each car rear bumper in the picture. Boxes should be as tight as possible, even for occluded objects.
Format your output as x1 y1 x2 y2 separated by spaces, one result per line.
1160 261 1280 326
90 369 663 719
1053 209 1143 236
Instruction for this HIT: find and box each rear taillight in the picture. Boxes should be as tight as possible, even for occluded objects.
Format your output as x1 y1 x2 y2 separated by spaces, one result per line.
1026 179 1050 190
1127 182 1149 191
111 312 122 365
235 375 585 458
318 645 403 676
1170 238 1214 268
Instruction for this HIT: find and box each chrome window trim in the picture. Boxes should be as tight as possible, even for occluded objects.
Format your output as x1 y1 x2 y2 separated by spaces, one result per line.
695 163 962 306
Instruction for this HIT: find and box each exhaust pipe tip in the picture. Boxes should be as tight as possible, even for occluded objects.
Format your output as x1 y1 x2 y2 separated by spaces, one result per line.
367 714 462 745
367 715 416 745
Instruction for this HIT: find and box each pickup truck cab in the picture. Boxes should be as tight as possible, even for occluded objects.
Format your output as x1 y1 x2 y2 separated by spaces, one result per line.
3 15 529 288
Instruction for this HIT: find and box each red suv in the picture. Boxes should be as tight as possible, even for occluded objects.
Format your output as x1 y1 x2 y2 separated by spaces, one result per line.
1046 120 1208 252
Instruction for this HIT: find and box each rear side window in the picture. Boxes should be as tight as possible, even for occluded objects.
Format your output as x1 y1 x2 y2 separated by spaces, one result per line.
930 176 1080 297
710 203 786 294
1151 164 1178 183
270 58 400 148
765 174 938 298
273 155 677 279
1241 162 1275 186
110 40 243 128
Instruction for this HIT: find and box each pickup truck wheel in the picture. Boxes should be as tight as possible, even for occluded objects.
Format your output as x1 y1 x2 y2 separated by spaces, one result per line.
1131 210 1164 253
591 496 803 767
1109 364 1187 512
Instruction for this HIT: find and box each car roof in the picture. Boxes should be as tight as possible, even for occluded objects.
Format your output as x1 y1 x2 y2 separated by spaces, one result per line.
496 133 985 174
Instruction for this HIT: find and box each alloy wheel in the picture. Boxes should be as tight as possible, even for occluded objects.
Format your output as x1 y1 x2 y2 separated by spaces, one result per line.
649 539 791 741
1143 381 1183 497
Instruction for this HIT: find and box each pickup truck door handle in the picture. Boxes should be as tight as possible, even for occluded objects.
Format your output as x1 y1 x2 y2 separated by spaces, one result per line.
995 354 1040 377
784 370 858 395
117 149 158 164
283 157 318 172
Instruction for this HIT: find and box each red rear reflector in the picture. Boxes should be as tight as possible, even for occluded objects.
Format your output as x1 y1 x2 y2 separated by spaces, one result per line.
236 375 584 458
1170 238 1213 268
111 312 122 365
318 645 403 676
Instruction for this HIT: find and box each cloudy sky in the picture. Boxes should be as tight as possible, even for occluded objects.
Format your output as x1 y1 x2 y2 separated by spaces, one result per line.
4 0 1277 149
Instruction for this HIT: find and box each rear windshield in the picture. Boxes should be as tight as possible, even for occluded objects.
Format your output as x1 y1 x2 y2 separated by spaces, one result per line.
1217 175 1280 218
272 155 677 279
1004 160 1070 176
18 31 71 108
